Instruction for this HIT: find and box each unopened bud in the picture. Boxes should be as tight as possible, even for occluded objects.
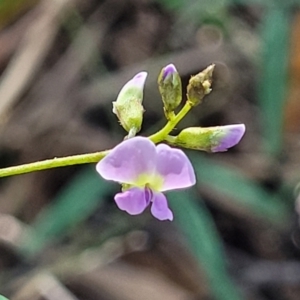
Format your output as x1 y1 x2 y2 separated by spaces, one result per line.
158 64 182 118
171 124 245 152
113 72 147 133
187 64 215 106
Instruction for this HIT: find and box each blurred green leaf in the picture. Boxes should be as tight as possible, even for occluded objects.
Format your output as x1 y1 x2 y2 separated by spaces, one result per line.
21 166 113 255
169 190 241 300
156 0 183 10
0 0 37 29
191 153 290 226
229 0 300 7
157 0 229 23
258 6 291 156
0 296 9 300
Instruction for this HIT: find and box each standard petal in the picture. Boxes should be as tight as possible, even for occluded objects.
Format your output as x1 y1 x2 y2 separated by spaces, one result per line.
151 192 173 221
155 144 196 191
96 137 157 184
114 188 150 215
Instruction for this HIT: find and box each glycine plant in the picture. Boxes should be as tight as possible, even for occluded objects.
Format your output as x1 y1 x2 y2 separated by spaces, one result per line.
0 64 245 220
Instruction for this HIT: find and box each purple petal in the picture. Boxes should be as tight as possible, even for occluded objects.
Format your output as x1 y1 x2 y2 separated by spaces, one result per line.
131 71 148 88
114 188 150 215
151 192 173 221
119 72 148 96
211 124 246 152
96 137 157 184
162 64 177 81
155 144 196 191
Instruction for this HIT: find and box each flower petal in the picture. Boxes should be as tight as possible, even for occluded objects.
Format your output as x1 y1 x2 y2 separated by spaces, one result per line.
151 192 173 221
155 144 196 191
129 72 148 94
211 124 246 152
161 64 177 82
115 72 148 106
114 188 150 215
96 137 157 184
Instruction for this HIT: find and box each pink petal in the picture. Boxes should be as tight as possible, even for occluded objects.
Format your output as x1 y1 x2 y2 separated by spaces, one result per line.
161 64 177 81
114 188 150 215
115 72 148 104
96 137 157 184
151 192 173 221
211 124 245 152
128 72 148 92
155 144 196 191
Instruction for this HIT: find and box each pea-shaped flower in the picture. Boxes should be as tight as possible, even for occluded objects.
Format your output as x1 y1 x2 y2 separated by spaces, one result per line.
96 137 196 221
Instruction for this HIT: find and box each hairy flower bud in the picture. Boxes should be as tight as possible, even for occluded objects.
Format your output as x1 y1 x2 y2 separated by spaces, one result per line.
187 64 215 106
169 124 245 152
113 72 147 134
158 64 182 119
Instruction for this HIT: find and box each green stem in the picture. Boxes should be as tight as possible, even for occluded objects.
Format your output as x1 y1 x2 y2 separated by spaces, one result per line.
0 150 109 178
164 135 177 144
0 102 193 178
149 101 192 143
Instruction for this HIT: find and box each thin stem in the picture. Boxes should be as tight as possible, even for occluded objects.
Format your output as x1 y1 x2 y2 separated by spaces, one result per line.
0 150 109 178
127 127 137 139
0 101 193 178
164 135 177 144
149 101 192 143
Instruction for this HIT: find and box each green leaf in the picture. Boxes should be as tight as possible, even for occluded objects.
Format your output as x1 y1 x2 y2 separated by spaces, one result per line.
191 154 290 226
155 0 185 10
20 166 113 255
169 190 241 300
258 6 291 156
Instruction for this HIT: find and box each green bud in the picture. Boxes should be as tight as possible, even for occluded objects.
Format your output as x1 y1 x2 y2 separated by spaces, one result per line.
186 64 215 106
113 72 147 134
169 124 245 152
158 64 182 119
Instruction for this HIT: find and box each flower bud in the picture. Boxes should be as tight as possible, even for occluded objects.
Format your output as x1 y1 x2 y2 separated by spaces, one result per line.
186 64 215 106
113 72 147 134
170 124 245 152
158 64 182 118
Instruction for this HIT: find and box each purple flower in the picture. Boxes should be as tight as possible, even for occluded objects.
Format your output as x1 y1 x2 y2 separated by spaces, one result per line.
96 137 196 221
161 64 177 82
211 124 246 152
117 72 148 101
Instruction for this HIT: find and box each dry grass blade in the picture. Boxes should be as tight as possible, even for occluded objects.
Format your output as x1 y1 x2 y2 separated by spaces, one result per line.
0 0 73 125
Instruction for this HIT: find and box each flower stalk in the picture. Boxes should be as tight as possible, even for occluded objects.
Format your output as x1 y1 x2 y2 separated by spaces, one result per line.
0 102 192 177
0 63 245 180
0 101 193 178
148 101 193 143
0 151 109 177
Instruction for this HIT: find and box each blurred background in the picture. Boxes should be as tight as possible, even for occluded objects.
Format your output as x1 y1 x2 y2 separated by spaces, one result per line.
0 0 300 299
